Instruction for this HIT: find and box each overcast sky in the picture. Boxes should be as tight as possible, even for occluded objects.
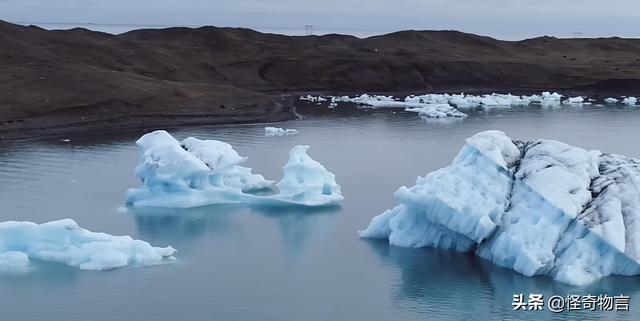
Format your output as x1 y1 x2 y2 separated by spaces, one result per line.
1 0 637 40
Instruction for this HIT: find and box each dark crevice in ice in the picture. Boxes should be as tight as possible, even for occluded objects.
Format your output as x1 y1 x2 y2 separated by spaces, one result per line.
501 139 526 213
479 140 527 248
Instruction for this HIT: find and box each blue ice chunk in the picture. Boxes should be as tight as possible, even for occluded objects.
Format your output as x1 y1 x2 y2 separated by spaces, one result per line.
360 130 640 286
125 130 343 208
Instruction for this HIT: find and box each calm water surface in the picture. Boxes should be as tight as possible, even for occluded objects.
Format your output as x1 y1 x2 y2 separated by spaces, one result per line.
1 102 640 321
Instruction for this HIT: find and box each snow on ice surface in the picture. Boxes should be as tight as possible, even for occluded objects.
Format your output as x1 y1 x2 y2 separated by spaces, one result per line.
265 127 298 136
0 219 176 271
359 130 640 285
125 130 343 208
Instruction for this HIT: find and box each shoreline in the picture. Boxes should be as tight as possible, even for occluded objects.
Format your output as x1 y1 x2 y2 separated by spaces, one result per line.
2 85 638 142
0 110 299 142
0 96 299 142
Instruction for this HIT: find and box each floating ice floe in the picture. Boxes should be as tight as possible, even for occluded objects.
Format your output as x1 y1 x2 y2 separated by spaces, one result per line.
300 95 328 102
562 96 584 104
359 130 640 286
0 219 176 271
125 130 343 208
622 97 638 105
604 97 619 104
265 127 298 136
405 104 468 118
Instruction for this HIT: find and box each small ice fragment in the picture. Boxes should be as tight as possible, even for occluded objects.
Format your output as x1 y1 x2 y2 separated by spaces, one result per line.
622 97 637 105
265 127 298 136
563 97 584 104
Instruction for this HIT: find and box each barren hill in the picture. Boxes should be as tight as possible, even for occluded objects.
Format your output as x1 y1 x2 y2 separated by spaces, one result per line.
2 19 640 139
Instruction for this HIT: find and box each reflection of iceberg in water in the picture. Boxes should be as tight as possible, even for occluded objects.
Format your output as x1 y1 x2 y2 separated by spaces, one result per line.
127 204 341 258
364 239 640 320
363 239 497 318
126 205 244 248
0 261 78 288
250 205 341 258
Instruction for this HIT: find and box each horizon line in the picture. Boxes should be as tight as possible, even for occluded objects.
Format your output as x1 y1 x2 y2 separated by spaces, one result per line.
8 20 637 41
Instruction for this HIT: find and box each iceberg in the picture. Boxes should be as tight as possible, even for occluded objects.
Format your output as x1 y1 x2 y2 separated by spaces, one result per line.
0 219 176 271
359 130 640 285
125 130 343 208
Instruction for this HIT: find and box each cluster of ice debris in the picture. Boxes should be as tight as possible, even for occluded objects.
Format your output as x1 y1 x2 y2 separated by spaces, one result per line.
301 92 639 119
265 126 298 137
125 130 343 208
359 130 640 286
0 219 176 271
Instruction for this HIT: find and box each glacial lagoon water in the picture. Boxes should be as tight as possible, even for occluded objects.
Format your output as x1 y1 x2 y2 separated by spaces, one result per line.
1 101 640 320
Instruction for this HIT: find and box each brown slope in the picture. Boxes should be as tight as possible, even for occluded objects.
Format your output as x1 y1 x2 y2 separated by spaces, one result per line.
2 20 640 138
0 22 295 139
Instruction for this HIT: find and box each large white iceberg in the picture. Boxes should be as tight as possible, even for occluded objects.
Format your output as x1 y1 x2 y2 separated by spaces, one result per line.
359 130 640 285
0 219 176 271
125 130 343 208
